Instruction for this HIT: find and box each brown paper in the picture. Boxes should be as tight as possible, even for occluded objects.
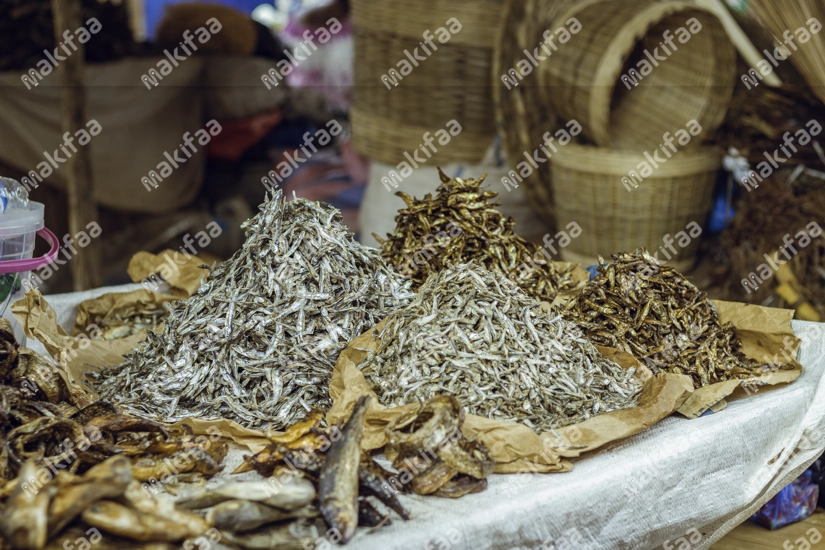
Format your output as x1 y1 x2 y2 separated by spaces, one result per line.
72 288 178 337
676 300 803 418
329 319 694 473
12 290 145 398
127 250 211 298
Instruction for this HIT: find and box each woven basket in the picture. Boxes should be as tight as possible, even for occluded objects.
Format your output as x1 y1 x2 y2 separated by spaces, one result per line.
351 0 504 166
550 144 721 271
541 0 736 150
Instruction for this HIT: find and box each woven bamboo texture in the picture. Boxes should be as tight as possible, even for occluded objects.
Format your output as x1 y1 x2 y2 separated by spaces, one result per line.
541 0 737 150
551 144 721 268
492 0 580 229
351 0 504 166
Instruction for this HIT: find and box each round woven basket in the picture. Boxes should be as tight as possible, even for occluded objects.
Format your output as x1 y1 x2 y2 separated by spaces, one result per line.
351 0 504 166
550 144 721 270
541 0 737 151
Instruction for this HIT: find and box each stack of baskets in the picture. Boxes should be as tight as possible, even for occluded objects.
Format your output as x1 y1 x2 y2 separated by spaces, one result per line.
496 0 737 270
351 0 504 166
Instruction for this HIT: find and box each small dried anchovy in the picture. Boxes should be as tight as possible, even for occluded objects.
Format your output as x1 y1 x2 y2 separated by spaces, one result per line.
358 262 641 432
375 169 580 302
564 249 794 388
94 191 414 430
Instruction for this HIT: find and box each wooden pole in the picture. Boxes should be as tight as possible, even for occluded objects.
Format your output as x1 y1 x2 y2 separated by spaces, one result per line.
52 0 102 290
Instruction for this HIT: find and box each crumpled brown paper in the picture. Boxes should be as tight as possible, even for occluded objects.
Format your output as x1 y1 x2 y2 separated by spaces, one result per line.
676 300 803 418
12 290 145 398
12 290 271 451
328 319 695 474
72 288 177 337
127 249 211 297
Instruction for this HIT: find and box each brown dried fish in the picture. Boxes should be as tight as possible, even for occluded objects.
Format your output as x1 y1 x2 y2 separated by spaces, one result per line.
319 396 369 544
94 191 413 430
360 263 642 432
376 169 581 301
564 249 795 388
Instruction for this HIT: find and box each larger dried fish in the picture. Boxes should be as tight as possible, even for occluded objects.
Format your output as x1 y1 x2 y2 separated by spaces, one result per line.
94 191 413 429
359 262 642 432
376 169 580 302
564 249 794 388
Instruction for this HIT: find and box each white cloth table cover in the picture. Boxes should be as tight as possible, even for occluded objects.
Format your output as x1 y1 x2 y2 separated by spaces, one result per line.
33 285 825 550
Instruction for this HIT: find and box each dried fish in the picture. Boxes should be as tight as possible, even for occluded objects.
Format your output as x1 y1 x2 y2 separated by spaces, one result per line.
564 249 794 388
360 263 642 432
205 500 318 532
319 396 369 544
94 191 413 429
376 169 581 301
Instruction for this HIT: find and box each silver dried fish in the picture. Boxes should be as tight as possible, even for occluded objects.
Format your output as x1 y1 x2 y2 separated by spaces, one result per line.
358 262 642 432
93 191 414 429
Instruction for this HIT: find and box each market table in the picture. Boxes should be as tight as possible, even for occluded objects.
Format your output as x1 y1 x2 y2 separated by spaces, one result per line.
30 285 825 550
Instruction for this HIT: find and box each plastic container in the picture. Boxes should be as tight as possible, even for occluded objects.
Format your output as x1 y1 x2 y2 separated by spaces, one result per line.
0 200 58 345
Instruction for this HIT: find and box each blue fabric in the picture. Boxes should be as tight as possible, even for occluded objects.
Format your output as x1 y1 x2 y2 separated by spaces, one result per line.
145 0 267 38
750 470 819 530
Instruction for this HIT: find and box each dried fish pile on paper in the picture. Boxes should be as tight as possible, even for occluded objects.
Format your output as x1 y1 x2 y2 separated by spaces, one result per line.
564 249 794 388
94 191 413 430
0 456 223 550
375 169 580 302
232 399 410 540
359 263 642 432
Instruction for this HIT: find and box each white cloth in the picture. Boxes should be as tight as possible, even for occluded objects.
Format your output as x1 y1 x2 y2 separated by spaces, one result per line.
36 285 825 550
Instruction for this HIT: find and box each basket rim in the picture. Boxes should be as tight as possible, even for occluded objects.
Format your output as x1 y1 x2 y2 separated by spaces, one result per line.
550 142 722 176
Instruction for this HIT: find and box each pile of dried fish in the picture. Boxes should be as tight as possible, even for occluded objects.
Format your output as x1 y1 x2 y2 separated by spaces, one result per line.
94 191 413 430
375 170 580 302
564 249 794 388
0 455 220 550
359 262 642 432
385 396 494 498
234 398 410 541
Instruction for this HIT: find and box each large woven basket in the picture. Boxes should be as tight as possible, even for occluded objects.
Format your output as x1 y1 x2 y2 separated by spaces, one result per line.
550 144 721 271
541 0 737 151
351 0 504 166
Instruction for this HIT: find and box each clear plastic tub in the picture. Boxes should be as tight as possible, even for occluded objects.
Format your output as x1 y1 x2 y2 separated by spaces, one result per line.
0 201 44 344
